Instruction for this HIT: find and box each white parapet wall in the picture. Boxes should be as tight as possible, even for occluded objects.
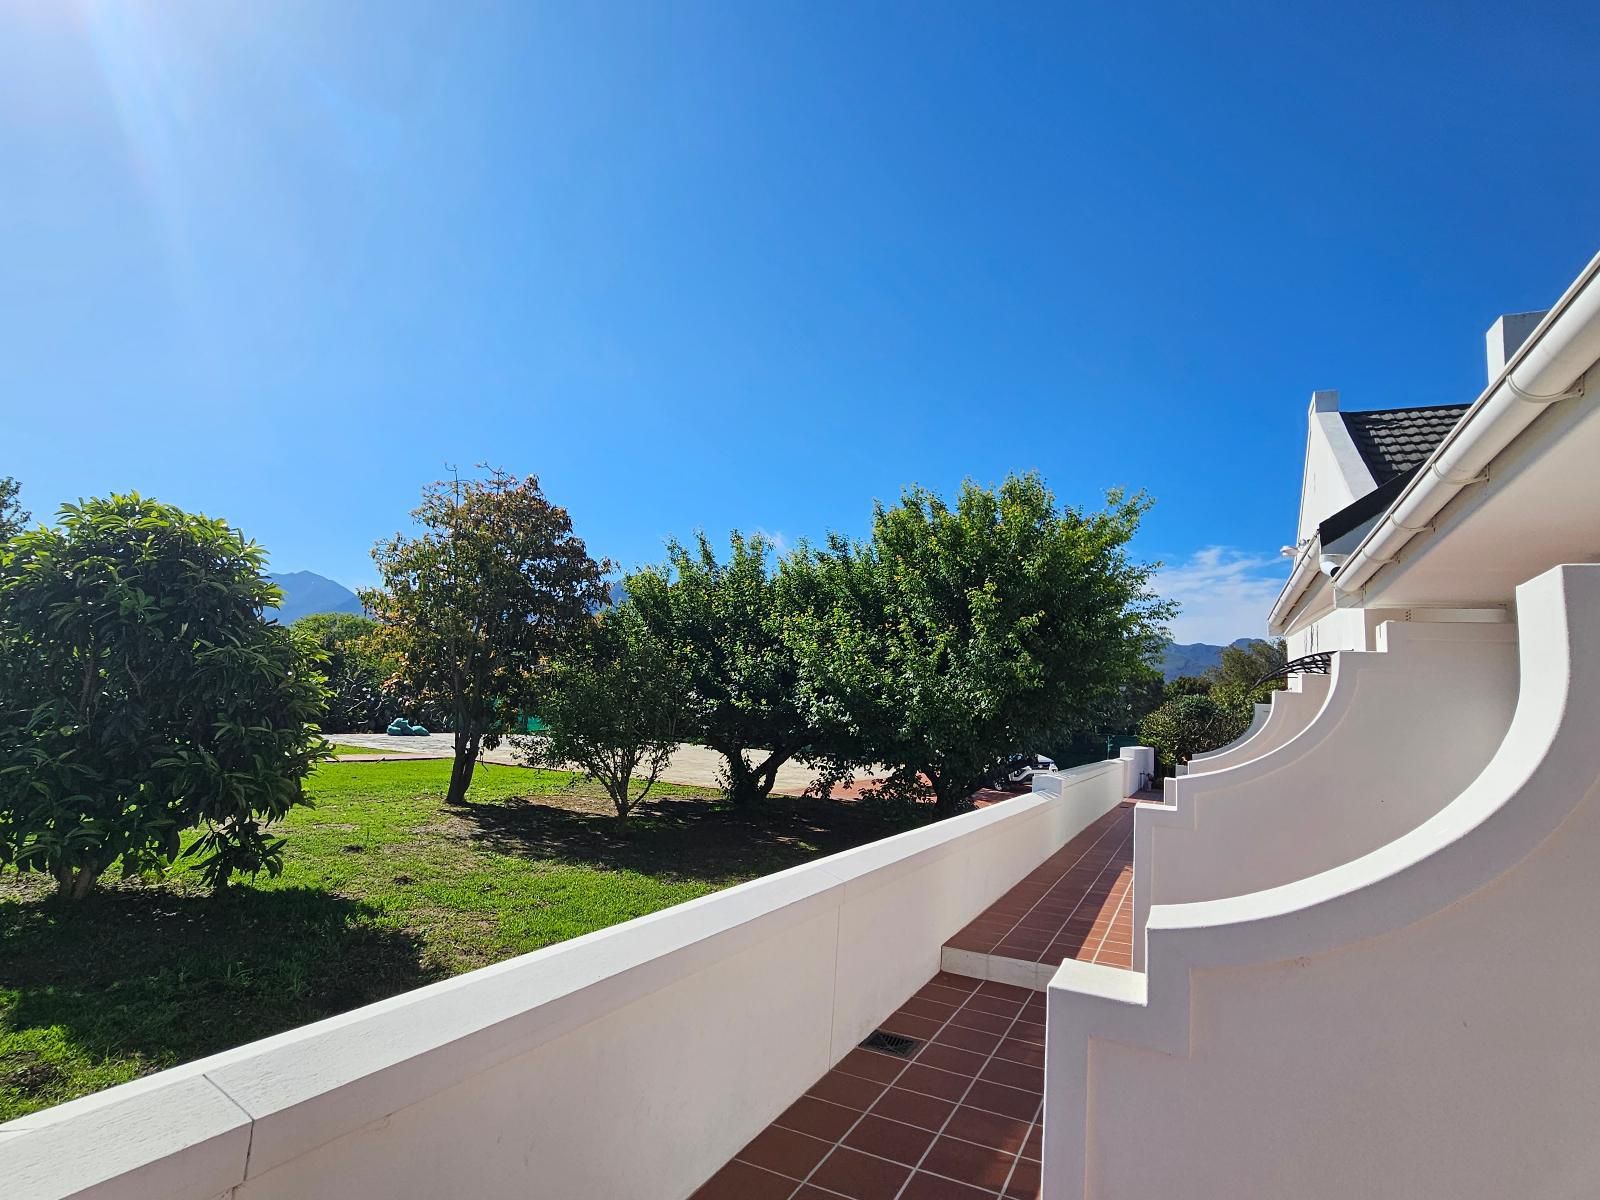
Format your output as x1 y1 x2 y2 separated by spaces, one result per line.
1131 619 1517 968
0 756 1143 1200
1177 702 1268 777
1044 564 1600 1200
1182 671 1330 776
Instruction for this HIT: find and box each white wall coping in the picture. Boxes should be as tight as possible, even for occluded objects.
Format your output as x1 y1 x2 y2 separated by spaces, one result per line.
1186 702 1271 767
4 759 1129 1198
1131 621 1517 968
1185 674 1331 777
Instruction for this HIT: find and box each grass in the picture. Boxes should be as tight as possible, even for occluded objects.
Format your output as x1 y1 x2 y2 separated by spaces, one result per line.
0 758 922 1121
324 741 413 757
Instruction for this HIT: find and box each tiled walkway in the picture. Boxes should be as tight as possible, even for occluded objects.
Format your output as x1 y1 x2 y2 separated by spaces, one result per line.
693 974 1044 1199
944 801 1137 972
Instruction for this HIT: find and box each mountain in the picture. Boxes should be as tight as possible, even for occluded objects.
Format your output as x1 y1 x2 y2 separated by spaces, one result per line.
266 571 364 624
1160 638 1266 681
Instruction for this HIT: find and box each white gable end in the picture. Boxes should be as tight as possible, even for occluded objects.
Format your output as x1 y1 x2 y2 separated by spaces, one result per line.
1296 389 1377 543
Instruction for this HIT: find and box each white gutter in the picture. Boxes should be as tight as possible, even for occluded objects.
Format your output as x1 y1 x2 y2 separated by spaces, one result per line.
1267 537 1322 636
1333 250 1600 600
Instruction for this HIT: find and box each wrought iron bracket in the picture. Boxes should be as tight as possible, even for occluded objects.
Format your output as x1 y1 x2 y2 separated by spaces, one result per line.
1255 652 1333 687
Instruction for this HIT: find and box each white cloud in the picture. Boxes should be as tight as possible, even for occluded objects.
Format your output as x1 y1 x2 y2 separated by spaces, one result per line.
751 527 789 556
1154 546 1287 645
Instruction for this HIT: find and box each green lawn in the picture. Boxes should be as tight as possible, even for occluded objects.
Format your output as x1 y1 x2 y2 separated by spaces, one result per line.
0 759 921 1121
325 741 415 757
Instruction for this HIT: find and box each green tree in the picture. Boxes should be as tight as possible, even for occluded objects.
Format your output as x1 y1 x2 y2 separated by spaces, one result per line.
781 475 1172 816
517 603 687 819
0 495 327 898
1208 639 1288 711
1163 674 1213 700
0 477 27 541
1100 665 1167 733
363 469 608 806
291 612 400 733
1138 693 1251 774
625 532 808 805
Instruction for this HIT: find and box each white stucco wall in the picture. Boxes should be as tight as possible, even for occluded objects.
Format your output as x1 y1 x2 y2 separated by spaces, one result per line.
1287 604 1379 655
1044 563 1600 1200
1291 605 1511 658
1184 672 1330 775
1296 392 1376 544
1131 621 1517 969
1178 704 1267 777
2 757 1142 1200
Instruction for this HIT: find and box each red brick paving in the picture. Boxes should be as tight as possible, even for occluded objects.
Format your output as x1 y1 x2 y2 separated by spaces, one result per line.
944 801 1137 971
692 975 1044 1199
695 789 1159 1198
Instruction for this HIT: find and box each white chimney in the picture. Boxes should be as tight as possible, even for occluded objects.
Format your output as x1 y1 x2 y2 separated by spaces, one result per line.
1485 310 1547 382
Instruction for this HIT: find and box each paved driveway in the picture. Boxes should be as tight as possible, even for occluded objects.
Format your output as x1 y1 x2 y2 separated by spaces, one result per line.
331 732 841 797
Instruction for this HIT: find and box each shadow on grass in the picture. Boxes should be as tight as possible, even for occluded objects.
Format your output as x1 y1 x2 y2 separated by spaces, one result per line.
457 793 930 884
0 885 436 1115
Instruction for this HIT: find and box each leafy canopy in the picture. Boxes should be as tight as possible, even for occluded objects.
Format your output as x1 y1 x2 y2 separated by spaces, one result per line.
0 476 27 541
518 602 687 819
1138 692 1252 774
0 495 327 897
362 468 608 805
625 531 807 804
781 474 1172 813
291 611 400 734
1207 639 1288 711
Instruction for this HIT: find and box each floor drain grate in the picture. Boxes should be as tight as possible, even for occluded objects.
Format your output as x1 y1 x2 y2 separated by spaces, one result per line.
859 1030 920 1058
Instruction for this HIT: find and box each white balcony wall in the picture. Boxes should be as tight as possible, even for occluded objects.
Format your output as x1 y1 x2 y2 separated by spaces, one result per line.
1131 620 1517 967
1184 672 1330 775
1175 704 1266 776
1044 564 1600 1200
2 755 1143 1200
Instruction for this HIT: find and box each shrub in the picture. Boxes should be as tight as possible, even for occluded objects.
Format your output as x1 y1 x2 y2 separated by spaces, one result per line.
516 603 687 819
0 496 327 897
1138 693 1251 774
291 612 401 733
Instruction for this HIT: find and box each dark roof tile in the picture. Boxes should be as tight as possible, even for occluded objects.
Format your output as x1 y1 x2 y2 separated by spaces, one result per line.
1341 404 1469 482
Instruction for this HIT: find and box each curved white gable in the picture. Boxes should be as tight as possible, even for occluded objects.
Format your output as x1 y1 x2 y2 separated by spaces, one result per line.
1183 672 1331 776
1131 618 1517 967
1046 563 1600 1200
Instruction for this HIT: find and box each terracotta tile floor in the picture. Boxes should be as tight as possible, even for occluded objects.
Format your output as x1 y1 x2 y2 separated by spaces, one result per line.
693 974 1044 1199
944 801 1139 971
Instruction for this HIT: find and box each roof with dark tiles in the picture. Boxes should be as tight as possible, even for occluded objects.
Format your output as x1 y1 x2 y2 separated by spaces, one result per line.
1341 404 1470 483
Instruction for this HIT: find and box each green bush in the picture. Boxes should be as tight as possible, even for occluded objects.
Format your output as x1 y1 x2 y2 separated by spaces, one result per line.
517 602 687 819
1138 693 1252 775
0 495 327 897
291 612 402 733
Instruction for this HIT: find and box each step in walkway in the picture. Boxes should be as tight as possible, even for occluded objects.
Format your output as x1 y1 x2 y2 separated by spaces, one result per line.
941 800 1141 989
692 793 1156 1198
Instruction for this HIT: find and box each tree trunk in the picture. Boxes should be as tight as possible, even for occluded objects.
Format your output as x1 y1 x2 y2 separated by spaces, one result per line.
447 726 482 806
54 859 103 901
718 746 756 805
607 756 638 821
720 746 794 805
930 773 970 818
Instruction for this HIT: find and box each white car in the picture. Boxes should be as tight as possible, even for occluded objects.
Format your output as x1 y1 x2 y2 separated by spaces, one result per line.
995 753 1057 789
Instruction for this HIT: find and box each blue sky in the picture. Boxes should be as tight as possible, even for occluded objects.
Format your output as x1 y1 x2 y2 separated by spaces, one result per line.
4 2 1597 643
